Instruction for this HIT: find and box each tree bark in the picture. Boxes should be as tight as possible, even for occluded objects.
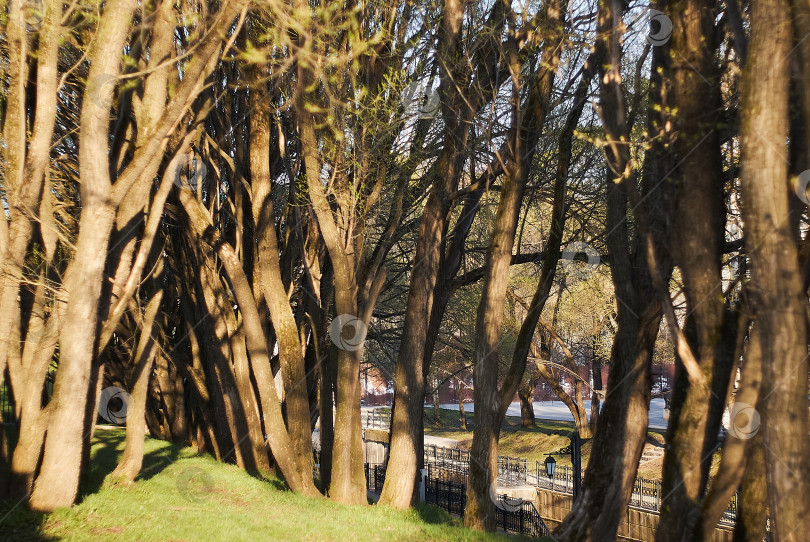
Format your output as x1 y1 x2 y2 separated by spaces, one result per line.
465 6 564 526
457 380 468 430
179 189 319 497
656 2 727 539
517 382 535 427
700 326 762 538
732 431 768 542
739 0 810 538
111 281 163 483
553 1 674 539
249 87 313 483
29 0 137 510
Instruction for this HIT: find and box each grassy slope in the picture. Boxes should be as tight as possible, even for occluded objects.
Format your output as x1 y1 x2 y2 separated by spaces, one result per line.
0 429 512 542
424 406 672 479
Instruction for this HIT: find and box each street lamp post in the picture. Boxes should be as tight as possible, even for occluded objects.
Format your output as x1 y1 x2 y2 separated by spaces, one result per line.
571 431 582 501
544 431 584 502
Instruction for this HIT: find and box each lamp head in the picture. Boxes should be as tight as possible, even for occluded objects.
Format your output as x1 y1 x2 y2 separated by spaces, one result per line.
544 455 556 477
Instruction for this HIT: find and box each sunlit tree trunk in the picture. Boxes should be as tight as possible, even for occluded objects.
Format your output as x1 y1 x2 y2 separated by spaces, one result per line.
1 0 61 498
249 85 313 483
381 0 505 508
179 189 319 496
111 279 163 483
465 6 564 527
29 0 137 510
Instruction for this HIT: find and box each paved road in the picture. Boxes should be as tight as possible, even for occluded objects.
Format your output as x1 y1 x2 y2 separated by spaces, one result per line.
439 398 669 429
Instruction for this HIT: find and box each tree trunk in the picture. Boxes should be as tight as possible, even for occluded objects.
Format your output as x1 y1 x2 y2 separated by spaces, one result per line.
699 326 762 538
111 286 163 483
29 0 136 510
517 383 535 427
589 356 602 434
379 0 474 509
8 279 58 498
740 0 810 539
465 18 564 525
732 431 768 542
553 1 674 538
179 189 319 497
0 0 62 498
656 2 726 539
432 377 441 425
249 84 313 484
457 381 468 430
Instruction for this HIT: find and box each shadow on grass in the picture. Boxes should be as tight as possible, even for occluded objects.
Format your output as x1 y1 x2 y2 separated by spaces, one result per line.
78 428 183 498
0 425 53 541
0 501 56 542
413 501 464 526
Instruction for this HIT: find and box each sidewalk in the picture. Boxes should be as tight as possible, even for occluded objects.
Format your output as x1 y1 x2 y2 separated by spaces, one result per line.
424 434 459 448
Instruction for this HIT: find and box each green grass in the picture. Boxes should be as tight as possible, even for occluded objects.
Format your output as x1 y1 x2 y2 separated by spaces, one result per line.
424 406 671 479
0 429 512 542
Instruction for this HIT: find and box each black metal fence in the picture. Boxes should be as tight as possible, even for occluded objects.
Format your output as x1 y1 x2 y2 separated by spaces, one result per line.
1 370 56 425
535 463 579 494
424 464 550 537
494 496 551 538
498 456 528 486
0 380 14 423
627 476 663 511
312 450 387 494
365 463 386 493
424 444 470 465
423 444 527 485
425 474 466 517
423 444 738 525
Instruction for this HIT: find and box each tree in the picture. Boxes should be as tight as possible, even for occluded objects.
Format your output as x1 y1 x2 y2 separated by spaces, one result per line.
738 0 810 537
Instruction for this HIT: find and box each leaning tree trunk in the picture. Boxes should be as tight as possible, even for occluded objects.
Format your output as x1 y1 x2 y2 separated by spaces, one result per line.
378 0 480 509
111 282 163 483
8 282 59 499
1 0 61 499
28 0 136 510
739 0 810 537
179 189 319 497
464 8 565 523
732 431 768 542
699 325 762 538
553 1 674 539
250 85 313 484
